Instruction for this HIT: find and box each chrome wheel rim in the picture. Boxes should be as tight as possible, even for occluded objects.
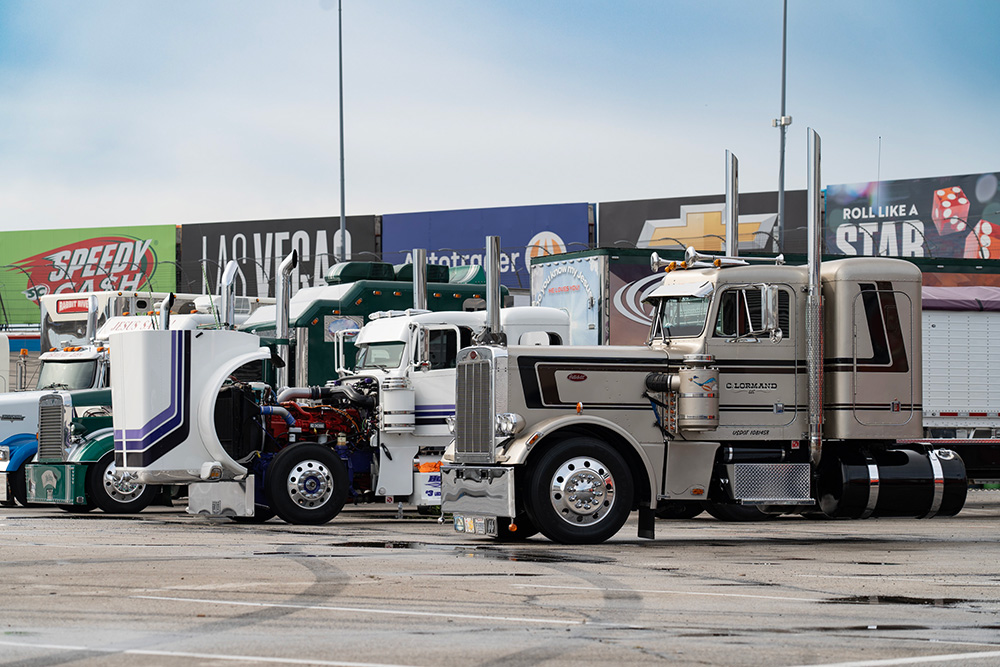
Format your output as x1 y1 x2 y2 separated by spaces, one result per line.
286 459 334 509
547 456 616 526
103 461 145 503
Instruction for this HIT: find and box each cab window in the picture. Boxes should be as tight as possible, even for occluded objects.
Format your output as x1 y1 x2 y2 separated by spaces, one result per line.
428 329 457 369
715 287 790 337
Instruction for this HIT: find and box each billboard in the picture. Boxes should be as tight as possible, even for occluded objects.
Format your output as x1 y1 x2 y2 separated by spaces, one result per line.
825 172 1000 260
0 225 177 326
598 191 808 255
381 204 593 290
179 215 379 297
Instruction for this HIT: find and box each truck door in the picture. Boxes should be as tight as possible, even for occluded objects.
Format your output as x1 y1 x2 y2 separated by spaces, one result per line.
412 325 461 435
705 284 798 429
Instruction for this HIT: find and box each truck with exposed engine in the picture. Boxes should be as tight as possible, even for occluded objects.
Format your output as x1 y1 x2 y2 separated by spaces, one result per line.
107 249 570 524
14 289 272 512
441 132 974 543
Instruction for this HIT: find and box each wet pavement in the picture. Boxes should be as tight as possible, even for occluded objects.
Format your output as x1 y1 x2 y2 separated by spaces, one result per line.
1 492 999 666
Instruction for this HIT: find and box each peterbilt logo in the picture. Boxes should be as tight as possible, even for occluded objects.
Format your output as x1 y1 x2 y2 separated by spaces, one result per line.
0 414 26 422
567 373 588 382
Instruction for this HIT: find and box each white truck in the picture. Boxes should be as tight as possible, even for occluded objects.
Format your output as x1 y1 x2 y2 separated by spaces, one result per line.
108 250 570 525
441 131 971 544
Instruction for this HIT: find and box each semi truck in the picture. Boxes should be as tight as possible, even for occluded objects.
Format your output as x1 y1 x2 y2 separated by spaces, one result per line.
9 289 272 511
441 131 971 544
107 250 570 525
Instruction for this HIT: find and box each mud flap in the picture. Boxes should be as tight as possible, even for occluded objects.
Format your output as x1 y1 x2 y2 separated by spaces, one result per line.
638 507 655 540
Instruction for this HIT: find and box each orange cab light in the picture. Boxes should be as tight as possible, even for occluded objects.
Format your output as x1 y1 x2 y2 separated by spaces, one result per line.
393 291 402 296
373 290 382 296
432 293 442 298
355 298 363 305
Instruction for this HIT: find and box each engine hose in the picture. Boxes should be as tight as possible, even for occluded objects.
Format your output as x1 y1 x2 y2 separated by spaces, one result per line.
277 385 375 407
260 405 296 426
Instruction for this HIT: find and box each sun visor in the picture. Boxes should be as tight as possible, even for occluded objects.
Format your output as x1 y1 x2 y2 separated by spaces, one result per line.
642 280 714 303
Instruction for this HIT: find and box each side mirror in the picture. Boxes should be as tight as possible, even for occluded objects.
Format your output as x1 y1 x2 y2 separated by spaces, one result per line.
412 325 430 371
760 285 783 342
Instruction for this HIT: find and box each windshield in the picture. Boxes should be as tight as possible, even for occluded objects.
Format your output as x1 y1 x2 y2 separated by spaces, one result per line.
354 342 406 370
36 360 99 390
653 295 712 338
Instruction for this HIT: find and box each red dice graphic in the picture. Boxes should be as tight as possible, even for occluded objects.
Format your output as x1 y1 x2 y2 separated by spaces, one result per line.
932 186 971 236
964 220 1000 259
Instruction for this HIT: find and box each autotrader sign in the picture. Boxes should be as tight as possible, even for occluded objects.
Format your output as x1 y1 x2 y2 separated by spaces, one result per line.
825 172 1000 259
381 204 593 290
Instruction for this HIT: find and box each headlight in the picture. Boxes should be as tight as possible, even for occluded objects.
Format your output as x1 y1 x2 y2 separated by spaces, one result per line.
0 446 8 462
495 412 525 437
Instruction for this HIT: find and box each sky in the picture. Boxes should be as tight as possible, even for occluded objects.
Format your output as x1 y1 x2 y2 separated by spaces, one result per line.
1 0 999 232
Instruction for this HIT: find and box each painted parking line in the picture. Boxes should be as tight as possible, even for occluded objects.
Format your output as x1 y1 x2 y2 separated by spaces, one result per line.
790 649 1000 667
0 639 418 667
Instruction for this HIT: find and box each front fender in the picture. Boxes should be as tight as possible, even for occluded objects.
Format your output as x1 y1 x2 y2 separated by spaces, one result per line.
502 414 660 509
1 434 39 472
68 428 115 463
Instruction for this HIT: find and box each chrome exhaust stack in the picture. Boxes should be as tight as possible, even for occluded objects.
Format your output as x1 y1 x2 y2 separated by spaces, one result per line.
806 128 823 467
85 295 99 344
725 150 739 258
475 236 505 345
275 250 299 390
159 293 175 331
219 260 239 329
412 248 427 311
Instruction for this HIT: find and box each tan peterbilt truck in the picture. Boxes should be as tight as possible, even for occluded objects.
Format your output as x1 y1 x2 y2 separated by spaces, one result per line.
441 131 968 544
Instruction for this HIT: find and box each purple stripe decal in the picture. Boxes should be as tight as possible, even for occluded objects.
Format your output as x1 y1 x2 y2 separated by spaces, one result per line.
122 331 186 452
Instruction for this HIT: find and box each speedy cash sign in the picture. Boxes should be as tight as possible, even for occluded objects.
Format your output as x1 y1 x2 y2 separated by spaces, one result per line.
12 237 156 302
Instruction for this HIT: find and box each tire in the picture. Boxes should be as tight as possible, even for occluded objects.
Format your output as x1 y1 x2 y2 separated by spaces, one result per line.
655 501 704 520
9 467 28 507
266 444 348 525
704 502 773 522
525 437 633 545
88 451 158 514
495 514 539 542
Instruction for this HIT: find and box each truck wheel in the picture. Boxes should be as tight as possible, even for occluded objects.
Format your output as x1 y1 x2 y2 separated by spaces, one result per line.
526 437 633 544
655 501 704 520
266 444 348 525
88 451 158 514
704 502 773 522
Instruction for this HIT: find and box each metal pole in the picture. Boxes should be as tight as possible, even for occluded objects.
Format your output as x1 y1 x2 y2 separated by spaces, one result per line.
806 128 823 467
338 0 347 263
775 0 789 253
725 151 739 258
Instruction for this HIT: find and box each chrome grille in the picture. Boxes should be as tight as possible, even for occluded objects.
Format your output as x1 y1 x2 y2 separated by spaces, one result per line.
455 354 494 463
37 395 68 461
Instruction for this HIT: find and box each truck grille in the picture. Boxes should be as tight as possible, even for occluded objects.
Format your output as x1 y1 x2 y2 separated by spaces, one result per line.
37 395 68 461
455 355 495 464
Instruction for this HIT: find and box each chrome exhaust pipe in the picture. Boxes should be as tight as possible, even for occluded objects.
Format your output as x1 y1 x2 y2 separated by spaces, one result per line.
412 248 427 311
275 250 298 390
806 128 823 467
219 260 239 329
725 150 739 258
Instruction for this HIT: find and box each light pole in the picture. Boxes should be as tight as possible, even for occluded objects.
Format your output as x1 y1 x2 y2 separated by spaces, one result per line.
338 0 347 263
772 0 792 252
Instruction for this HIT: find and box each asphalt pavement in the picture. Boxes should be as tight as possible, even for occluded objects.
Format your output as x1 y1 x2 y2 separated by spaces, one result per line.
2 492 1000 666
